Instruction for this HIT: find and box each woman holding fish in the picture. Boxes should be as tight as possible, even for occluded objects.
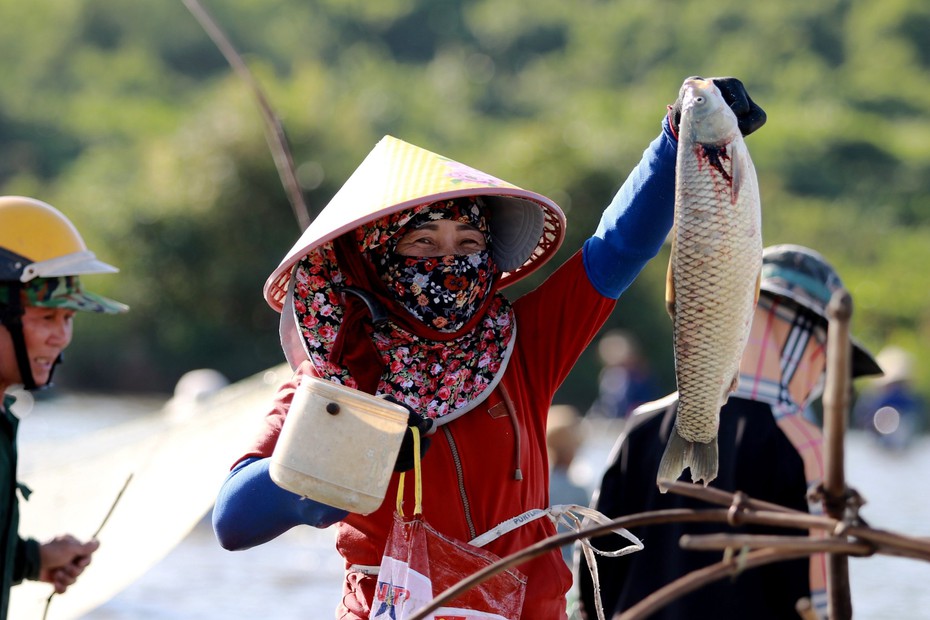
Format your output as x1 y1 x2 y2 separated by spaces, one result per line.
212 77 764 619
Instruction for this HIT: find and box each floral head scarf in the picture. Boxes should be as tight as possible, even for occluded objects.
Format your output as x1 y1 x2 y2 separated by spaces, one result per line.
292 197 515 422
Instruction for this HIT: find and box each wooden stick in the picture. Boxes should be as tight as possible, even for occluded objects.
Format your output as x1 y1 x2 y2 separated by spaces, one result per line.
821 288 854 620
662 481 837 531
822 289 852 513
661 480 807 515
680 533 873 556
90 473 133 539
42 474 133 620
181 0 312 230
844 526 930 561
614 547 813 620
683 529 930 562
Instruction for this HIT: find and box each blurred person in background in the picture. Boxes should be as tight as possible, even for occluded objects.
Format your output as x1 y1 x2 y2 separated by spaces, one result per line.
587 329 660 420
853 345 924 450
0 196 127 620
546 404 590 567
577 244 883 620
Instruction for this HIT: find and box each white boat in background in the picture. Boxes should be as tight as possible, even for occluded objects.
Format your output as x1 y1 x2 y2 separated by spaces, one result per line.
10 364 291 620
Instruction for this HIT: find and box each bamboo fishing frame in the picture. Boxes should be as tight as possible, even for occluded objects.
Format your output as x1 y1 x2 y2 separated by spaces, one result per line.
182 5 927 618
407 288 930 620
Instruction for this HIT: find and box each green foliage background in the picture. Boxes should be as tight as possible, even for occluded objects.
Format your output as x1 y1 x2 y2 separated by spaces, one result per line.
2 0 928 423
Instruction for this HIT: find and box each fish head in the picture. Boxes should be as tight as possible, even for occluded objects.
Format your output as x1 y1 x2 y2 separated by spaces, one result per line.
678 78 739 145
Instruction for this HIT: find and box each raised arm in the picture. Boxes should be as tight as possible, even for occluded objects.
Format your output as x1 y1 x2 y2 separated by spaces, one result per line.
582 115 678 299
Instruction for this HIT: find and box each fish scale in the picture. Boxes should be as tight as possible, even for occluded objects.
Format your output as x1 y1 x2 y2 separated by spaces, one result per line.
658 78 763 489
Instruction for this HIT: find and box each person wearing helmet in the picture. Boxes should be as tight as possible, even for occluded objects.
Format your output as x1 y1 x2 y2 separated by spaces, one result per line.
577 244 884 620
0 196 127 619
212 77 765 618
546 404 590 568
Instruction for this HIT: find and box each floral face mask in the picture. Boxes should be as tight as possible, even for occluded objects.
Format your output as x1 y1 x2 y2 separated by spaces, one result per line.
369 200 497 333
375 250 496 332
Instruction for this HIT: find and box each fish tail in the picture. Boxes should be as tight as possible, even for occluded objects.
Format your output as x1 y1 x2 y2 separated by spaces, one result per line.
657 428 719 493
657 428 691 493
688 438 719 487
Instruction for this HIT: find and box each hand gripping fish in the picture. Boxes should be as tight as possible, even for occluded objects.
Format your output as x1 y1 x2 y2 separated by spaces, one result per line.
658 78 763 490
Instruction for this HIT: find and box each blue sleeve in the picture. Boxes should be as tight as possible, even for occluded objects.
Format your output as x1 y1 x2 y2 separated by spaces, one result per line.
582 115 678 299
212 457 349 550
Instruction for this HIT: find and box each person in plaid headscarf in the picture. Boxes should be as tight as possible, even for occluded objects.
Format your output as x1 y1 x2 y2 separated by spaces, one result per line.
0 196 127 620
213 77 766 619
577 244 883 620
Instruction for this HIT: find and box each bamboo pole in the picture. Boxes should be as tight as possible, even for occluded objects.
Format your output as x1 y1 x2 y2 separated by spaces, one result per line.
614 547 813 620
821 289 854 619
662 480 809 515
682 529 930 562
844 526 930 561
182 0 312 230
679 533 873 556
42 474 134 620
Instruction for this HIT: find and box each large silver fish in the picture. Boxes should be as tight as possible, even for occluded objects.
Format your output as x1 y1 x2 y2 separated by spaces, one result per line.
658 78 763 490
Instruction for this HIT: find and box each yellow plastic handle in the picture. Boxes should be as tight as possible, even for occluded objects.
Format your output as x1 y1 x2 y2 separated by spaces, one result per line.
395 427 423 516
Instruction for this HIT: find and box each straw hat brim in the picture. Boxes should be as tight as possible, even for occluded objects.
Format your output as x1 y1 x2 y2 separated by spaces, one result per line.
263 136 565 312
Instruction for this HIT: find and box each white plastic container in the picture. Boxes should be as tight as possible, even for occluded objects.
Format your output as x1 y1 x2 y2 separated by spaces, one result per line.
270 376 410 514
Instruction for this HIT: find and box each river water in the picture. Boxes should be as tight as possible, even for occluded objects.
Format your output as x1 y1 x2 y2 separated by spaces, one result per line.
12 392 930 619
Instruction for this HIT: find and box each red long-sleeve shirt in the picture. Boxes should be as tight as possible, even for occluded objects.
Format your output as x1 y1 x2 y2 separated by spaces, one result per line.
241 250 615 619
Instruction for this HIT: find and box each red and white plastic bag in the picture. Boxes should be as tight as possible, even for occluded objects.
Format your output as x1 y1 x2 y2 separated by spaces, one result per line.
371 430 526 620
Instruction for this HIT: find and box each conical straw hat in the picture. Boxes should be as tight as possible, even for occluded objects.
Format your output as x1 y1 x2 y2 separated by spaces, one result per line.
264 135 565 312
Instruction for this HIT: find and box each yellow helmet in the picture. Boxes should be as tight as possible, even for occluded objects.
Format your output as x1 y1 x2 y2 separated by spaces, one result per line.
0 195 119 281
0 196 126 390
